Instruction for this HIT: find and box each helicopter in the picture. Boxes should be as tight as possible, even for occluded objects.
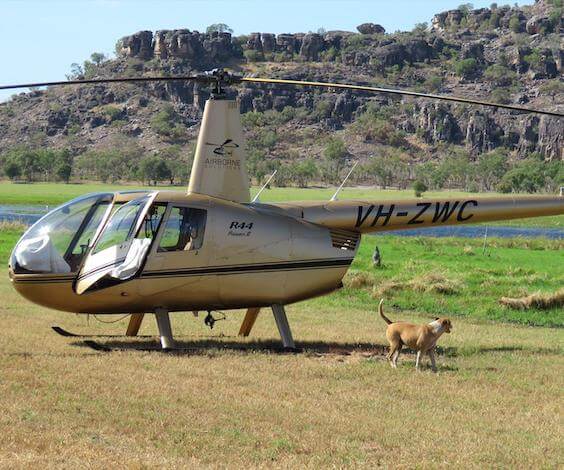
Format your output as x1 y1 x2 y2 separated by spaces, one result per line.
2 69 563 351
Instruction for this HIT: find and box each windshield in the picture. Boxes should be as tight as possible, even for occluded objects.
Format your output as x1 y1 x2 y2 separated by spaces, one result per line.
92 196 151 254
10 193 113 273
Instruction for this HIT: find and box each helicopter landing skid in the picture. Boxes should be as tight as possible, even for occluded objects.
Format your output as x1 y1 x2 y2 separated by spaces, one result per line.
51 326 154 339
81 340 184 353
81 339 302 354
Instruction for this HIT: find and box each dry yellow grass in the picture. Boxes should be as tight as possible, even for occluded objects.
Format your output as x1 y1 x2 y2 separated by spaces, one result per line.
372 271 463 298
0 220 28 232
343 270 374 289
500 288 564 310
0 273 563 468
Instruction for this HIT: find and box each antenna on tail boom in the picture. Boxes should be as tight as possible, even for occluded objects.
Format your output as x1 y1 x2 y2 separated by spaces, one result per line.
252 171 277 203
330 162 359 201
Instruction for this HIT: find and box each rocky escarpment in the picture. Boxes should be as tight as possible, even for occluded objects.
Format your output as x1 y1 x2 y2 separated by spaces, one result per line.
118 30 239 67
0 0 562 163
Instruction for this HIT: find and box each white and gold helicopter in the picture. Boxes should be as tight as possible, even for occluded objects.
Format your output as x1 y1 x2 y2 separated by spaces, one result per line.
3 70 563 351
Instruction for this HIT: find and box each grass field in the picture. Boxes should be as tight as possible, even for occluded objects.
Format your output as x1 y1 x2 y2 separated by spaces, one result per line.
1 194 562 467
1 181 562 228
0 225 563 467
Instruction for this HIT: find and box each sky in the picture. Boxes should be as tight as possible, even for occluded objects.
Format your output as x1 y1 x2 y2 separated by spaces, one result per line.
1 0 531 102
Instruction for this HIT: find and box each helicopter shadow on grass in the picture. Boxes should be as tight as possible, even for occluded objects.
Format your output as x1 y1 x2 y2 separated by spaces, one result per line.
70 338 559 358
72 337 391 357
70 337 466 358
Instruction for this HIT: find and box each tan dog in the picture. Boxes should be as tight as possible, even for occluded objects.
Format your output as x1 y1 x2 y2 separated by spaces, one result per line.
378 299 452 371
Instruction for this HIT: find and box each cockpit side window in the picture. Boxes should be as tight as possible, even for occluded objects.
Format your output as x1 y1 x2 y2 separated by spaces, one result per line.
92 197 147 254
137 204 167 241
158 207 207 252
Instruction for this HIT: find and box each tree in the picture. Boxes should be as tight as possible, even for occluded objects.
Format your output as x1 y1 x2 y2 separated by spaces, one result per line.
476 150 507 191
139 156 171 186
90 52 107 66
54 149 73 183
291 160 318 187
6 147 41 182
67 63 84 80
458 3 474 14
497 159 547 193
56 162 72 183
206 23 233 34
412 22 428 34
159 144 192 185
323 137 348 183
4 161 21 181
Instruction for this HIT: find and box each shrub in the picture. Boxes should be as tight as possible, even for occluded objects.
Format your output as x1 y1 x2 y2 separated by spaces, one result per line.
413 180 428 197
453 58 479 78
509 15 522 33
244 50 263 62
490 87 512 104
539 80 564 97
425 75 444 92
101 105 124 121
484 64 516 87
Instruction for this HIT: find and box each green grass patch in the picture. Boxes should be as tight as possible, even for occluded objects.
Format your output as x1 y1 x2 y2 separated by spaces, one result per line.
310 235 564 327
0 223 23 264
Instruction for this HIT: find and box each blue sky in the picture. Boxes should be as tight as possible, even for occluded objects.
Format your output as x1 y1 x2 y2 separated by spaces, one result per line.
1 0 530 102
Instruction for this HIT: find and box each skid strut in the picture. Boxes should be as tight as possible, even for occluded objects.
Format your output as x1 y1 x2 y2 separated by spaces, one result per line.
155 308 175 349
271 304 295 349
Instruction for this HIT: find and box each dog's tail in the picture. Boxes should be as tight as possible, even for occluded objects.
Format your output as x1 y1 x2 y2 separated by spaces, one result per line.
378 299 393 324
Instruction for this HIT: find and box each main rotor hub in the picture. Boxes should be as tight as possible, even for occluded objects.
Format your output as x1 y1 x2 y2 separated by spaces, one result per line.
201 68 241 97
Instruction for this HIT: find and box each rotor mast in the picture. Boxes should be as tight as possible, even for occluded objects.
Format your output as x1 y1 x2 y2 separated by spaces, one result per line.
186 70 250 203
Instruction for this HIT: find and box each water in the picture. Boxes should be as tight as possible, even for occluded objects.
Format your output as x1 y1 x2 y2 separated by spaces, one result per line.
0 205 50 225
1 205 562 239
375 225 563 240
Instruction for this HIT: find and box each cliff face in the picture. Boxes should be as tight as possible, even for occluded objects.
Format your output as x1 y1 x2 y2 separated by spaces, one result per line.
0 0 562 163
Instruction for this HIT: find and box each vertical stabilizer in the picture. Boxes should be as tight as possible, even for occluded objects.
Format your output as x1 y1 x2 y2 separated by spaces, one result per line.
188 98 250 203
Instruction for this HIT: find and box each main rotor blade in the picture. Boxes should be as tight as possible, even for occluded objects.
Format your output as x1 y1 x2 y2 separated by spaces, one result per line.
241 77 564 118
2 72 561 118
0 76 201 91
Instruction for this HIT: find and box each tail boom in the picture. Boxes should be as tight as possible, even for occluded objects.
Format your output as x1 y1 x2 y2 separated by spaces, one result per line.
273 195 563 233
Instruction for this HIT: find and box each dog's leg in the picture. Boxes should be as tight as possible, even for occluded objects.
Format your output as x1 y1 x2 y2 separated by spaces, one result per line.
415 350 423 371
387 342 400 368
392 346 401 368
428 349 437 372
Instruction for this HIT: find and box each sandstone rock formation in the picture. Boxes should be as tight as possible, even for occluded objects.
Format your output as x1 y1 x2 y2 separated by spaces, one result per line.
356 23 386 35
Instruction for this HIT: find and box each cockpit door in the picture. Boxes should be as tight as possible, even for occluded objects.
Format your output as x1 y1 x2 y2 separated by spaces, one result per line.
75 193 159 294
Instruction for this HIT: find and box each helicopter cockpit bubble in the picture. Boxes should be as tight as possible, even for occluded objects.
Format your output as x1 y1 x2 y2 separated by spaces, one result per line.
10 193 114 274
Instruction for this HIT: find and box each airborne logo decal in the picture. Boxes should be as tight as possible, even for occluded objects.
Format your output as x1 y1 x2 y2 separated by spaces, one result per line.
204 139 241 169
354 200 478 228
